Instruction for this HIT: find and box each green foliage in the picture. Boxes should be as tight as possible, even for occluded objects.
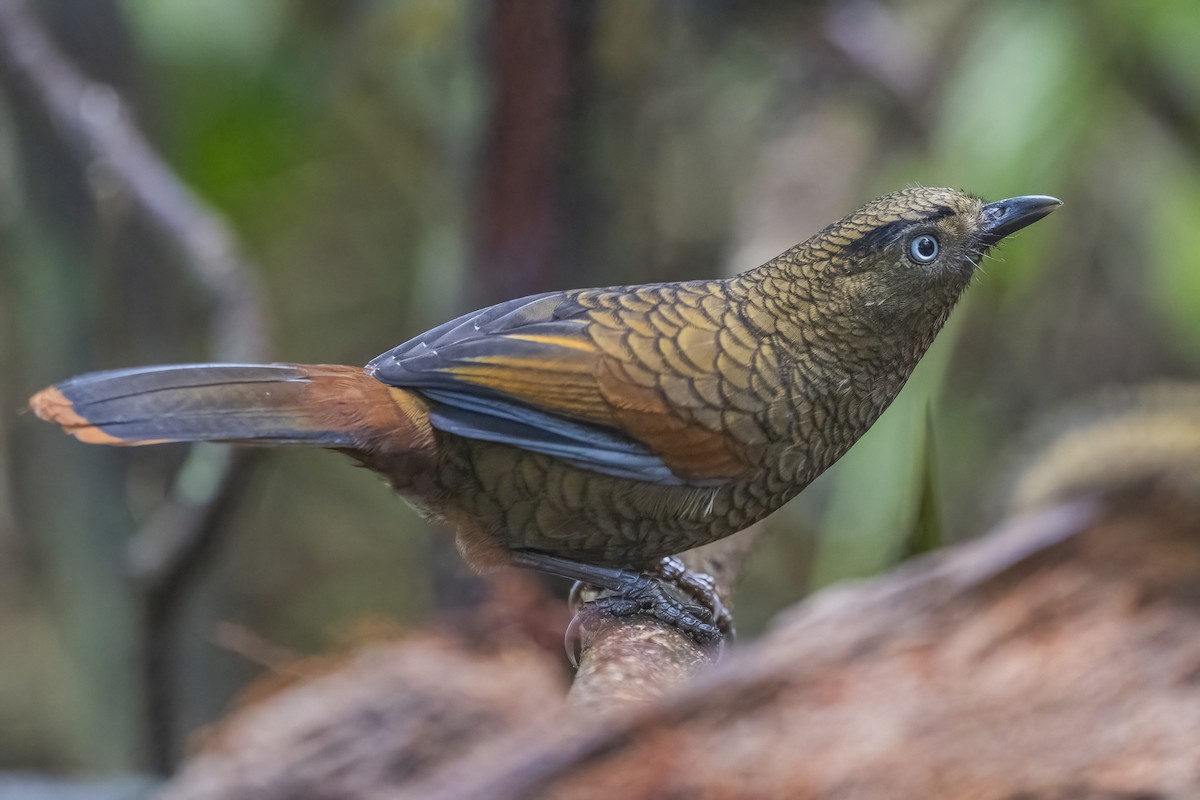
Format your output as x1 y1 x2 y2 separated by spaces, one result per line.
1148 171 1200 363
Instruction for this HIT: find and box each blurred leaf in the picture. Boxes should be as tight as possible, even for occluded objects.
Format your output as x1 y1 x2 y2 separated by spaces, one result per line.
934 4 1095 226
1147 166 1200 363
121 0 285 66
902 405 944 559
1103 0 1200 98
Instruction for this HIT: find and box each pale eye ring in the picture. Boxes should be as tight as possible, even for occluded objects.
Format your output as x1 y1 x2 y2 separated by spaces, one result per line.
909 234 939 263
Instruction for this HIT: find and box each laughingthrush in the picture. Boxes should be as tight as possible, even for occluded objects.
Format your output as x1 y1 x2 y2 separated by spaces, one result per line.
30 188 1061 638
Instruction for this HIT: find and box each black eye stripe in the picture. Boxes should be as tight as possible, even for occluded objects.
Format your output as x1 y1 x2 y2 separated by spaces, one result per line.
846 220 909 256
844 207 957 260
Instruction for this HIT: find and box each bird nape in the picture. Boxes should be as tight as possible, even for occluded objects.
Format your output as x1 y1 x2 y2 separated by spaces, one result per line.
29 187 1061 642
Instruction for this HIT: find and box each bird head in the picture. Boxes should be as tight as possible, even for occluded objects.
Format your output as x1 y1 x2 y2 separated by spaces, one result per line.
798 187 1061 330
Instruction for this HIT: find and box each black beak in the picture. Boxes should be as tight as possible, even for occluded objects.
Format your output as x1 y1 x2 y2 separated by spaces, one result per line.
978 195 1062 247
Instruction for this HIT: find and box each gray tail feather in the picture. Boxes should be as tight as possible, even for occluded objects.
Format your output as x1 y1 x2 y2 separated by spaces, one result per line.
40 363 359 446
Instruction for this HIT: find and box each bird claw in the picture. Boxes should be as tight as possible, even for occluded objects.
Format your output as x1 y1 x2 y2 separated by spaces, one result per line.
568 558 733 650
563 611 584 669
564 583 722 668
586 577 724 645
649 556 733 635
510 550 730 660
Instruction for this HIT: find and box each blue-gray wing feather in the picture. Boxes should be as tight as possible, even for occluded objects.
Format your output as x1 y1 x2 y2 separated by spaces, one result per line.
368 290 687 485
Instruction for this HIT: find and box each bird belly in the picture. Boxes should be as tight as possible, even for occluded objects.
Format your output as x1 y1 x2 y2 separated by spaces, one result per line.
413 437 789 571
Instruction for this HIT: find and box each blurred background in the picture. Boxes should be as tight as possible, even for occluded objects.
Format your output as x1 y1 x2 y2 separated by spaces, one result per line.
1 0 1198 782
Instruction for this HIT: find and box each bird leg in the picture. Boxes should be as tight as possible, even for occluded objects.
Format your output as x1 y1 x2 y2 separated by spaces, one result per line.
509 551 728 644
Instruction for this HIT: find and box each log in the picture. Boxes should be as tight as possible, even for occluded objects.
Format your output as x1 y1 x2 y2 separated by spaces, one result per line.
164 385 1200 799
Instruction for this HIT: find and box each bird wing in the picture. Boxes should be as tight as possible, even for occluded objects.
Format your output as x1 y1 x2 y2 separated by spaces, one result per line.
368 285 764 486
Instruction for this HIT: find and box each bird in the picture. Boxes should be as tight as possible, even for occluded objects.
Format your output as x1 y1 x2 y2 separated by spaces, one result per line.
29 187 1060 639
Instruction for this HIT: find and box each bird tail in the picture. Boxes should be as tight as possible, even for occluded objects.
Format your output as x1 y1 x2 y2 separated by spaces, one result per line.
28 363 430 451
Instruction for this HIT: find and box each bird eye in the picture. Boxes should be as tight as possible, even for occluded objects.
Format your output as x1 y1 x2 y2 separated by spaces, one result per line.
909 234 939 263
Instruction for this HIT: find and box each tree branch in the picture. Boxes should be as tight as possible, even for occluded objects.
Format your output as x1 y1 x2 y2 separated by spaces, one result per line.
567 527 762 712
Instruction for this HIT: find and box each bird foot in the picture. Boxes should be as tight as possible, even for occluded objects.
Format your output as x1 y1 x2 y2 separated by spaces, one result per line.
648 555 733 636
564 555 733 645
578 572 724 644
509 550 731 658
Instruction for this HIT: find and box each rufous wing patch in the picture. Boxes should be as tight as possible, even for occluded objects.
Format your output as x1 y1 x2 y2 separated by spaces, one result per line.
444 336 618 426
596 367 748 483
